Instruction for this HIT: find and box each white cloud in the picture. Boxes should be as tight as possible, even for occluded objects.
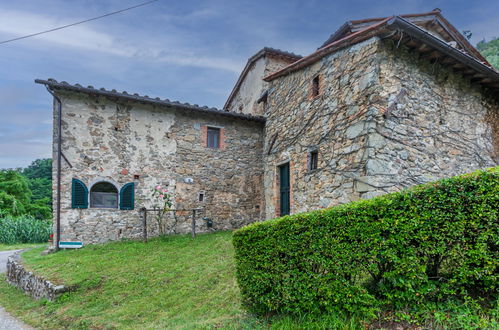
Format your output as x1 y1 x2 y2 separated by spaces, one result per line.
0 9 241 73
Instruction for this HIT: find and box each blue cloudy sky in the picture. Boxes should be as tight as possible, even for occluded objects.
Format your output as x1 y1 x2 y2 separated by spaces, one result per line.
1 0 498 169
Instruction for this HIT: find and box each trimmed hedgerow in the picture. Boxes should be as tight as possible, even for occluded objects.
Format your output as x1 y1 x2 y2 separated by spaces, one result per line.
233 167 498 317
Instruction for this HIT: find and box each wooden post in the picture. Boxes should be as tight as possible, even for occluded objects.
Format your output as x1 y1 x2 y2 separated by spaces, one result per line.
191 209 196 238
142 208 148 242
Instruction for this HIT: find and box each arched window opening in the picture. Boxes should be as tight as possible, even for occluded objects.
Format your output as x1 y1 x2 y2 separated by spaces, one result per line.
90 182 118 208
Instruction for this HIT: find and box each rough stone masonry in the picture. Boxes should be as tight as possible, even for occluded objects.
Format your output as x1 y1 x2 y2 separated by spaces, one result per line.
36 9 499 245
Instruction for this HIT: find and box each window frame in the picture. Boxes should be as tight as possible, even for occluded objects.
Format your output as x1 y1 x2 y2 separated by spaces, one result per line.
311 75 320 98
89 181 119 209
308 149 319 171
206 126 221 149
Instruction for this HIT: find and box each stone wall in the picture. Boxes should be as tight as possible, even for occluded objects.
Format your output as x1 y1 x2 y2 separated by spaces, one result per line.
53 91 264 245
262 36 498 218
358 40 498 198
171 112 265 230
50 35 497 241
7 252 67 301
263 38 383 218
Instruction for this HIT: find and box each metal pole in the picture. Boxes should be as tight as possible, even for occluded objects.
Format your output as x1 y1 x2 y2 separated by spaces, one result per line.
191 209 196 238
142 208 148 242
46 87 62 251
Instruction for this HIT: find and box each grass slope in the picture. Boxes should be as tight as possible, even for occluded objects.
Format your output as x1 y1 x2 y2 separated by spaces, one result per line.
2 232 247 329
0 231 496 329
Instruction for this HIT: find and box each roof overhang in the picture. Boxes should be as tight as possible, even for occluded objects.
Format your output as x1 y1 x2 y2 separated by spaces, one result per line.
263 18 391 81
35 79 266 123
264 16 499 93
385 16 499 90
319 9 489 64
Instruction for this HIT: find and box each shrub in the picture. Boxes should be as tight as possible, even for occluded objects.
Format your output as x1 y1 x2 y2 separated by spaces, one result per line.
0 215 52 244
233 167 498 317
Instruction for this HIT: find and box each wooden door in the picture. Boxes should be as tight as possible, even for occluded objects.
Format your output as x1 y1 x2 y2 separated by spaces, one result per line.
279 163 290 216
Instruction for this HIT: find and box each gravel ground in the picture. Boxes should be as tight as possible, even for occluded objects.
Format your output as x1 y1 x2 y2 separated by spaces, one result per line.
0 250 33 330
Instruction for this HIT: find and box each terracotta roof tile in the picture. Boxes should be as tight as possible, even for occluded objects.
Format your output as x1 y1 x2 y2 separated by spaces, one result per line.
35 78 266 123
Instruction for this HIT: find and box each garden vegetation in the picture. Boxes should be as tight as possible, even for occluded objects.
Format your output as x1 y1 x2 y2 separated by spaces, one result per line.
234 167 498 322
0 159 52 244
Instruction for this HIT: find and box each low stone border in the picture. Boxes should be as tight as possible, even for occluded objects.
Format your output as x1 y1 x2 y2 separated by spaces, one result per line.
6 251 67 301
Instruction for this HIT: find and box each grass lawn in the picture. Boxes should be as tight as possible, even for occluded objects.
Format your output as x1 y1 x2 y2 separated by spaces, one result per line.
0 243 47 252
0 231 496 329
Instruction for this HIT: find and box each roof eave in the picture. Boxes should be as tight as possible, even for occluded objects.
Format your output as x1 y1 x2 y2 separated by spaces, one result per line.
35 79 266 123
263 16 499 91
386 16 499 86
264 17 392 82
431 13 491 65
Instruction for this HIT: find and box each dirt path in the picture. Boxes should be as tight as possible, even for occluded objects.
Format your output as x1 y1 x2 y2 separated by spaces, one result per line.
0 250 34 330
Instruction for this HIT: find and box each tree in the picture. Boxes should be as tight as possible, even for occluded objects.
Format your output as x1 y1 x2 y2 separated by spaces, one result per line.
0 163 52 220
0 170 31 216
477 37 499 70
22 158 52 209
22 158 52 180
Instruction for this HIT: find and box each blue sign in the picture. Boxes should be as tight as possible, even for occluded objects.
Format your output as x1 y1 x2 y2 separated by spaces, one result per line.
59 241 83 249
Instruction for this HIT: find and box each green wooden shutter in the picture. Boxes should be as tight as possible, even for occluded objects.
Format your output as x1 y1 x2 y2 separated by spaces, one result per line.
119 182 135 210
72 178 88 209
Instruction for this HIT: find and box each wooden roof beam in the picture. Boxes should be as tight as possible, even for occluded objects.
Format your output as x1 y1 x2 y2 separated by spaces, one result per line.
422 50 442 60
418 43 432 53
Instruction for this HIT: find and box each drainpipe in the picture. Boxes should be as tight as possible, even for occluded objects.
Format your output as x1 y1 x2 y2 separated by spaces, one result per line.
46 86 62 251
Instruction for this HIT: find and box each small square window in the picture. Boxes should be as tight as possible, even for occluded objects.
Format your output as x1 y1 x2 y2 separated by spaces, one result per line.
308 150 318 171
198 192 205 202
311 76 320 97
207 127 220 149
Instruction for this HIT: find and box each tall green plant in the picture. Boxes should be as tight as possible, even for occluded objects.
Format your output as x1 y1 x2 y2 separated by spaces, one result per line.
151 185 175 235
0 170 31 216
233 167 498 317
23 158 52 211
0 168 51 219
0 215 52 244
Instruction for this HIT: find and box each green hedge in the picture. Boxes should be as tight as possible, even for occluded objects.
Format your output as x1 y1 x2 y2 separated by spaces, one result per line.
233 167 499 316
0 215 52 244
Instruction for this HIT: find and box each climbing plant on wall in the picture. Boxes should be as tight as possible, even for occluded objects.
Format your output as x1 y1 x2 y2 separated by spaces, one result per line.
151 185 175 235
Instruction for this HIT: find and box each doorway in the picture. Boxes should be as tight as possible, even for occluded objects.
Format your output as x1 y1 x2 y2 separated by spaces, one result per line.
279 163 290 216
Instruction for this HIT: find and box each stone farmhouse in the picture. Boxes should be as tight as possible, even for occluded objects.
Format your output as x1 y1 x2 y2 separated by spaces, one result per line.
36 9 498 245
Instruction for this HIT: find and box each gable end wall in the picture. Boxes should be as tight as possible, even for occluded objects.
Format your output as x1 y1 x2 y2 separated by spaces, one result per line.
359 40 498 197
262 36 498 219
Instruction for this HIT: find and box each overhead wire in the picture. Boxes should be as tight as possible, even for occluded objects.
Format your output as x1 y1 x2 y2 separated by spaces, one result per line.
0 0 160 45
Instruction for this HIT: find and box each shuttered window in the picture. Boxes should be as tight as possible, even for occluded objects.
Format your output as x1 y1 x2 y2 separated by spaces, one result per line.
119 182 135 210
72 178 88 209
90 182 118 208
207 127 220 149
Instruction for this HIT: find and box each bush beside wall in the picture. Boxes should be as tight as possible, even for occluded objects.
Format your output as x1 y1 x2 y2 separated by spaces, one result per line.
0 216 52 244
233 167 499 316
